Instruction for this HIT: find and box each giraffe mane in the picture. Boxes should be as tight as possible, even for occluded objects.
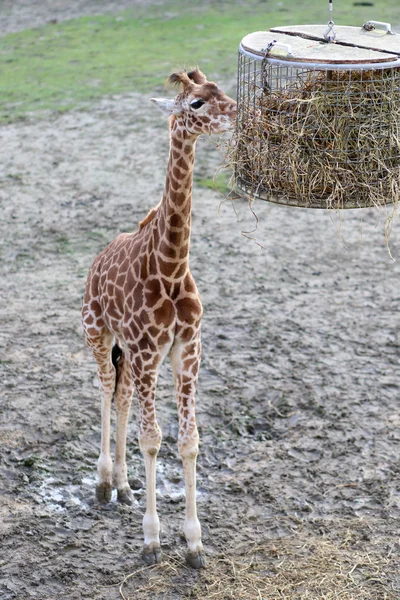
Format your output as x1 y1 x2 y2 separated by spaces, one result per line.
139 203 160 230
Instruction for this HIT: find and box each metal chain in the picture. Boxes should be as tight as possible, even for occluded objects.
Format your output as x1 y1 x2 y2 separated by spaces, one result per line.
324 0 336 42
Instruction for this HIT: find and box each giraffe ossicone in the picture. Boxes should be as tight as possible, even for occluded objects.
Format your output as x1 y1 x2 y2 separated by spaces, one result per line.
82 68 236 568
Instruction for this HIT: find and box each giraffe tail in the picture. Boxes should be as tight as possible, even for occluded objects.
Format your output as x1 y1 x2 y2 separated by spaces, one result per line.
111 343 123 396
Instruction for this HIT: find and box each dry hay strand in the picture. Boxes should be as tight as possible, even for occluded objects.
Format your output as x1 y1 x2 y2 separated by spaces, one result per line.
118 525 398 600
228 67 400 224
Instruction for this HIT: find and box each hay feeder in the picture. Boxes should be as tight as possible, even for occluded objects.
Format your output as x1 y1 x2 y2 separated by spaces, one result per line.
234 21 400 209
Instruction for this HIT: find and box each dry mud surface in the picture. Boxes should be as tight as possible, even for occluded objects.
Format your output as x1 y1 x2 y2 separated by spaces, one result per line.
1 5 400 600
1 92 399 600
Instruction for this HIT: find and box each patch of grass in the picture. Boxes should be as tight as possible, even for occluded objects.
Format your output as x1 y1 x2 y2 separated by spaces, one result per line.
196 171 230 194
55 233 73 254
1 0 399 122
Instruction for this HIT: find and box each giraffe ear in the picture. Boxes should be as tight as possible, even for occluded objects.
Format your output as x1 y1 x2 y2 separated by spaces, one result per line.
150 98 175 117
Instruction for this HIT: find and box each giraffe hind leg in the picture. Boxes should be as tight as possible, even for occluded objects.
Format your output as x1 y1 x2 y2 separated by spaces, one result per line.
112 346 135 505
85 328 116 504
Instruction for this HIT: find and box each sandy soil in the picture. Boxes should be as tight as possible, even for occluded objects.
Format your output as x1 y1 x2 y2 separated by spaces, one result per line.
1 3 400 600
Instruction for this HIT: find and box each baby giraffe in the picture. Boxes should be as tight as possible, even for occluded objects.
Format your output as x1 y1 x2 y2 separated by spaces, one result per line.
82 68 236 568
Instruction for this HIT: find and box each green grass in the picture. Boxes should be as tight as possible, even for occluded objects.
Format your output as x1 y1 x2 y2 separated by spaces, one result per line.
0 0 399 122
196 172 231 194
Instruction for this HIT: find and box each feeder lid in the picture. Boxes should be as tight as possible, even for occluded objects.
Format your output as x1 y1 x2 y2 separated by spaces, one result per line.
240 30 398 64
271 24 400 56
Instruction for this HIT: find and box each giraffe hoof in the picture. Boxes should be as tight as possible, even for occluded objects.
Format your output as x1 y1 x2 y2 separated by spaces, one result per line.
142 545 162 566
117 486 134 505
186 551 206 569
95 482 112 504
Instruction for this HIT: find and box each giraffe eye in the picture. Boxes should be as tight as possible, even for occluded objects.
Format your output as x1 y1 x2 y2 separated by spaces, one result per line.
190 99 205 110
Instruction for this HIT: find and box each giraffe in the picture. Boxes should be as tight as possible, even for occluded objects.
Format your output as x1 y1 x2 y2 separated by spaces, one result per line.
81 68 236 569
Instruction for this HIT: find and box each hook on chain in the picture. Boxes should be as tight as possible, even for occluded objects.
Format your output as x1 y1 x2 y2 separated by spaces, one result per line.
324 0 336 43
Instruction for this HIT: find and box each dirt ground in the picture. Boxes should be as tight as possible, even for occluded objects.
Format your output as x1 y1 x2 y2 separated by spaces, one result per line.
1 3 400 600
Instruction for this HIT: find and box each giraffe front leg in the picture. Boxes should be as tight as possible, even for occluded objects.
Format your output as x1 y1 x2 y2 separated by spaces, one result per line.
113 350 135 505
132 350 163 565
171 338 205 569
139 426 162 565
180 432 204 569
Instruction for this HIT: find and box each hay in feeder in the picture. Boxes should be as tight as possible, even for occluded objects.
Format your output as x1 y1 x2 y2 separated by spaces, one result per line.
230 67 400 214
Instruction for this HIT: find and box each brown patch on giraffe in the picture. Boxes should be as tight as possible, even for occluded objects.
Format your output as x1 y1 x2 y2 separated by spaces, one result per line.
84 314 94 326
106 282 116 297
158 256 181 277
148 326 159 338
179 243 190 259
138 336 155 352
170 176 180 192
159 240 177 259
124 322 140 341
169 214 184 229
120 258 130 273
86 326 102 338
165 230 182 247
149 252 157 274
176 156 187 170
145 278 162 307
114 293 125 314
174 192 187 207
184 354 199 370
172 262 187 280
140 259 148 280
139 309 150 325
158 330 171 347
183 275 197 294
107 265 118 281
90 273 99 297
171 137 182 150
115 273 126 289
181 382 193 397
176 297 202 324
175 324 194 342
129 343 139 356
172 282 181 299
90 300 103 317
117 247 127 262
154 299 175 326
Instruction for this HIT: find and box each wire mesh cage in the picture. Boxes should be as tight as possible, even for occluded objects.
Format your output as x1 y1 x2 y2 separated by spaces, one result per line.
233 27 400 209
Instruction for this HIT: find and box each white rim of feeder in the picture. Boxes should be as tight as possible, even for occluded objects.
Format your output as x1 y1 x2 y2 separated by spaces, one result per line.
239 43 400 71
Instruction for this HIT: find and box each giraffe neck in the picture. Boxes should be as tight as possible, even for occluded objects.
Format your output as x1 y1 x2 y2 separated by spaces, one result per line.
156 118 197 268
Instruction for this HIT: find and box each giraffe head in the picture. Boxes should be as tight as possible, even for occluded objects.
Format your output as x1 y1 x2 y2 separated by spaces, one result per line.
150 68 236 136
